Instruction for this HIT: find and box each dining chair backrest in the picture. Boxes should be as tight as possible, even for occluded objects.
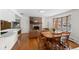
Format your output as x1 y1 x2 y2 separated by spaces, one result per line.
61 32 71 49
53 33 62 38
62 32 70 40
52 33 62 42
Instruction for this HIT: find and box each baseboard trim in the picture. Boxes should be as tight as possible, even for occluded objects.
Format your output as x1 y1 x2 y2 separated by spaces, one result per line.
69 38 79 44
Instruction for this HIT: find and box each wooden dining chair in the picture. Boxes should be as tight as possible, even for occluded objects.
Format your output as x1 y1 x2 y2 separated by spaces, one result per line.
39 30 53 50
38 33 47 50
51 33 63 50
61 32 71 49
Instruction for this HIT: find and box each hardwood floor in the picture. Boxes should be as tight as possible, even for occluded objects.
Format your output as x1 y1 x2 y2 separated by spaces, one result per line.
12 33 79 50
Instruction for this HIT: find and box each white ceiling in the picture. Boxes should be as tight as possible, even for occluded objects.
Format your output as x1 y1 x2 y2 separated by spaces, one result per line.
16 9 71 17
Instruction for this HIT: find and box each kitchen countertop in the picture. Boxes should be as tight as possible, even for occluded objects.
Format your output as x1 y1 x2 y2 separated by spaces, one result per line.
0 29 20 32
1 31 14 37
0 29 20 38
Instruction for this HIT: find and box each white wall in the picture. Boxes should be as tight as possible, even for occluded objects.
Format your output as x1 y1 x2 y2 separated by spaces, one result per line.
42 16 53 28
20 16 50 33
48 17 53 29
20 16 52 33
20 17 29 33
0 9 15 22
70 10 79 43
42 16 53 29
52 10 79 44
42 17 48 28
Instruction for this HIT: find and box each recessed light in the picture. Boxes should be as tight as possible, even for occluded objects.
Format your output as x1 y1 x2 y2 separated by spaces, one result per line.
40 10 45 13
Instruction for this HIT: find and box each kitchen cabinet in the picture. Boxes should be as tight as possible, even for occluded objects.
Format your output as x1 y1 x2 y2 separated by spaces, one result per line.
0 32 18 50
1 20 11 30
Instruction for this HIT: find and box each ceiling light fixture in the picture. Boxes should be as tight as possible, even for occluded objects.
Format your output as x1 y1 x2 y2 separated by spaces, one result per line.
40 10 45 13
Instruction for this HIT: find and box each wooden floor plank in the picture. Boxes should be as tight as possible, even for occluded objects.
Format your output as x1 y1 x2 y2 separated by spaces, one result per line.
12 33 79 50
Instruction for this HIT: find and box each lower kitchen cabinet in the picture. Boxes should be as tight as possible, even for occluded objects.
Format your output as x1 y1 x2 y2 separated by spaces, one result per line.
0 32 18 50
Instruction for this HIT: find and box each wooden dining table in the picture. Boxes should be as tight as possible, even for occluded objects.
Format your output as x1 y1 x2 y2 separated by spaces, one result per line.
41 31 70 38
41 31 71 49
40 31 62 49
41 31 53 38
41 31 62 38
40 31 61 44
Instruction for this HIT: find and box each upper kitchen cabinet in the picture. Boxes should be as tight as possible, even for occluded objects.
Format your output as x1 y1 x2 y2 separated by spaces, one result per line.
1 20 11 30
0 9 15 22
